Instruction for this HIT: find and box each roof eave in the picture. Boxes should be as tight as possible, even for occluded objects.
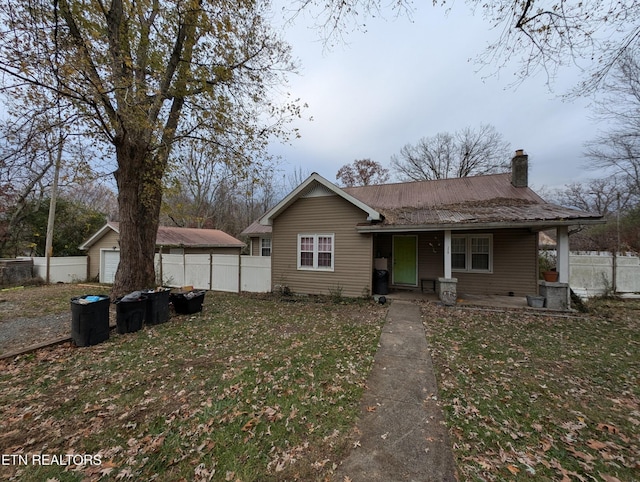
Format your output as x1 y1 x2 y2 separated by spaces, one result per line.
157 243 245 249
259 173 382 225
78 221 119 250
356 217 606 233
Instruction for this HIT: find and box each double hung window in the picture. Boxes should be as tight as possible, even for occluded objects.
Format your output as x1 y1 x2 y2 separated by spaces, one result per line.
260 238 271 257
298 234 334 270
451 234 492 272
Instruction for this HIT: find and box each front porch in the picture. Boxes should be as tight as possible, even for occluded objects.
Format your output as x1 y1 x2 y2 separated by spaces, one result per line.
371 226 574 310
383 289 530 309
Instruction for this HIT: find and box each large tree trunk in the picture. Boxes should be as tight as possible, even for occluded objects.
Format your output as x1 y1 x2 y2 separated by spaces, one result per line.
111 137 164 299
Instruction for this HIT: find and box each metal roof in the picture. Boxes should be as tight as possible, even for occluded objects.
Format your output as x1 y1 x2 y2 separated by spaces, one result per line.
80 222 245 249
343 174 603 230
240 220 272 236
155 225 245 248
343 174 544 208
239 172 604 235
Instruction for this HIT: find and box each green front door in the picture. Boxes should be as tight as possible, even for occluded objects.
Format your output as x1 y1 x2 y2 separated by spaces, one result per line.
393 235 417 285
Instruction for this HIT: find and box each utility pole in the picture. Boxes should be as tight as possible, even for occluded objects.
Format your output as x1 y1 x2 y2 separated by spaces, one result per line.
45 132 63 284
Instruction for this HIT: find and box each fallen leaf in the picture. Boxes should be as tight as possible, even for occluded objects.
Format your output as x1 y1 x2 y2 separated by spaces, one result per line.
597 423 619 434
242 417 259 432
586 439 607 450
568 447 595 463
506 464 520 475
599 473 622 482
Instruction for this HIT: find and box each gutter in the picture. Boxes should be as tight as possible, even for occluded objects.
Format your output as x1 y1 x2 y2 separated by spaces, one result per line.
355 218 606 233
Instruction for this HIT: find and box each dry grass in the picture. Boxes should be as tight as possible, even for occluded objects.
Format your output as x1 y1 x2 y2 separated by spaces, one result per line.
424 298 640 481
0 288 386 481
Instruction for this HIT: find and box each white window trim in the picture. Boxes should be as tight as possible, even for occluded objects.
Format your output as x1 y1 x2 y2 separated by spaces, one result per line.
297 233 335 271
260 237 271 257
451 234 493 273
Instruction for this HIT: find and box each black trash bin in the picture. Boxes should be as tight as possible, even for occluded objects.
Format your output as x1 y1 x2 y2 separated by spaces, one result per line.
144 288 171 325
71 295 110 347
115 292 148 334
373 269 389 295
170 290 206 314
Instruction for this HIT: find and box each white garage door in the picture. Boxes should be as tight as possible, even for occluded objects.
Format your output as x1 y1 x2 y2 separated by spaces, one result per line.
101 250 120 284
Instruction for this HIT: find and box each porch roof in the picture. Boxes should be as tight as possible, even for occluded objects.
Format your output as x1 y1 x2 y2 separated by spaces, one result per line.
344 174 604 232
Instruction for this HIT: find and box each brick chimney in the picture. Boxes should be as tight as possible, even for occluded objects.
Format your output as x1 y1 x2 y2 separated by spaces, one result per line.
511 149 528 188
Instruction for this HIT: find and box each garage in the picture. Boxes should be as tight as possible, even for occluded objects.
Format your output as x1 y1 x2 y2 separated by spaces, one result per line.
101 249 120 284
81 222 245 283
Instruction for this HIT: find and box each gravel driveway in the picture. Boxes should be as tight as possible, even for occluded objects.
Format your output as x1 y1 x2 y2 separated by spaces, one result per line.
0 312 73 355
0 284 115 357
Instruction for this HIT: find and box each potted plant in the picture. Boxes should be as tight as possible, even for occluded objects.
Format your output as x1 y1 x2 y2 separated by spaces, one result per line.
539 251 559 282
542 269 559 282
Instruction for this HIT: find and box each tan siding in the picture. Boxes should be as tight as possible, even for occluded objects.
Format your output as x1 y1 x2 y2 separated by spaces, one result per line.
87 230 120 280
417 233 444 285
454 229 537 296
272 195 373 297
374 229 537 296
250 237 259 256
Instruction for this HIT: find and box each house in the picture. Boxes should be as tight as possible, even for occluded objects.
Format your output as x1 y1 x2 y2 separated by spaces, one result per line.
247 151 604 306
79 222 245 283
240 220 272 257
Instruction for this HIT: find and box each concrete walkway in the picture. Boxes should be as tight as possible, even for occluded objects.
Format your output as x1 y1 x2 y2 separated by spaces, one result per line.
335 300 458 482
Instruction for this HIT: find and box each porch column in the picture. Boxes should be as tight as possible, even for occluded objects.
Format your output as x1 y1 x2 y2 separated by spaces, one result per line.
539 225 571 310
438 230 457 305
557 226 569 283
444 230 452 278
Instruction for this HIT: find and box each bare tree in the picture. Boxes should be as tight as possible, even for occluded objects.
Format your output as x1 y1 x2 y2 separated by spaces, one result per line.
63 181 118 221
298 0 640 94
0 95 88 255
585 48 640 196
286 165 312 191
162 143 284 236
336 159 390 186
391 124 511 181
548 177 636 216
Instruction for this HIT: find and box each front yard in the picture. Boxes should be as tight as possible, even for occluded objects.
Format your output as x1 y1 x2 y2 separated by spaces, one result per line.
425 298 639 481
1 285 638 481
0 288 386 481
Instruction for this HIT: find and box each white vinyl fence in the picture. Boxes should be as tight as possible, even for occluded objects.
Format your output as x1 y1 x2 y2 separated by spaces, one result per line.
157 253 271 292
570 252 640 297
19 256 88 284
17 254 271 293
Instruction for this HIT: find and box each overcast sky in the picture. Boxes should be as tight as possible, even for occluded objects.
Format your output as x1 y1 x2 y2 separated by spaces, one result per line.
268 4 602 192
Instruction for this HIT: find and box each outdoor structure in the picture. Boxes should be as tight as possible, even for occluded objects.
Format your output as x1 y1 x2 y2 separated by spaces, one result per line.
80 222 245 284
246 151 604 308
240 220 272 257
